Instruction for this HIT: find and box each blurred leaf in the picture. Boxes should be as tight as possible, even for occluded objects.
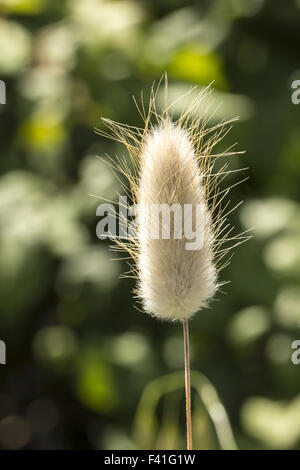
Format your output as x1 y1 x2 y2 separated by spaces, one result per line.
275 287 300 329
76 349 118 413
227 305 271 347
0 0 46 14
240 198 298 239
57 247 120 291
241 396 300 449
108 332 150 368
168 46 227 89
264 234 300 276
133 371 237 450
33 325 78 368
19 112 66 152
0 19 31 74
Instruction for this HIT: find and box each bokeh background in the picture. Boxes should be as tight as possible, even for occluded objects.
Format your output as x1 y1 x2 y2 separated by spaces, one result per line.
0 0 300 450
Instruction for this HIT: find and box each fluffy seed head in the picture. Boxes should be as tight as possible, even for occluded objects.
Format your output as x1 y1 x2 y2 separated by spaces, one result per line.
137 121 216 320
98 79 247 322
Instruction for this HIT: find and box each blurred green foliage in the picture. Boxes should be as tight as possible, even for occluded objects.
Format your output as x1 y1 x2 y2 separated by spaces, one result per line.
0 0 300 450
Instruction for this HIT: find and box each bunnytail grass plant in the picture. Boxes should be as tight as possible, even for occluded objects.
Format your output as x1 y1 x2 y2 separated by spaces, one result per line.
97 76 248 450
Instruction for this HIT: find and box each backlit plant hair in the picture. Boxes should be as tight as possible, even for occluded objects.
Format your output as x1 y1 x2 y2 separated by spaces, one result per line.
97 76 248 450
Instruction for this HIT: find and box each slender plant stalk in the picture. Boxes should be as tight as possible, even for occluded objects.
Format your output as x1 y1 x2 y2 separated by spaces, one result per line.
183 319 192 450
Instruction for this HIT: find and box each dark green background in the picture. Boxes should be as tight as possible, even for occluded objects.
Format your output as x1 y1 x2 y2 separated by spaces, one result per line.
0 0 300 450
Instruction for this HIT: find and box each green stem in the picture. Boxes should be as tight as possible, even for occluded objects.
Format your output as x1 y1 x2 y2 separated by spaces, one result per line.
183 319 192 450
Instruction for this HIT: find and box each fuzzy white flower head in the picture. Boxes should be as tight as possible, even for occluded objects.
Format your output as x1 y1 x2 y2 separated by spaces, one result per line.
99 80 247 322
137 121 217 320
